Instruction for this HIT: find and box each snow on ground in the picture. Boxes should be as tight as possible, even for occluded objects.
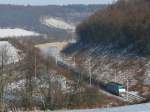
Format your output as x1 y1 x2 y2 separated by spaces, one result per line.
7 79 25 91
0 41 20 64
0 28 39 38
15 103 150 112
41 17 75 31
64 103 150 112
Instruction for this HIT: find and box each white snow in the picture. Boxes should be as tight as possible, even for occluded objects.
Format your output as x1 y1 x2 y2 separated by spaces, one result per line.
0 28 39 38
63 103 150 112
14 103 150 112
41 17 75 31
0 41 20 64
7 79 25 91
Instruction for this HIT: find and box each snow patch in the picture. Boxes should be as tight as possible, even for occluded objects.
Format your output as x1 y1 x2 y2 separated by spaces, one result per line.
0 41 20 64
41 17 75 31
0 28 39 38
7 79 25 91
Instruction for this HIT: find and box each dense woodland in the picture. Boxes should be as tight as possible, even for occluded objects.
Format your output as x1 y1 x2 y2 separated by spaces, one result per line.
76 0 150 55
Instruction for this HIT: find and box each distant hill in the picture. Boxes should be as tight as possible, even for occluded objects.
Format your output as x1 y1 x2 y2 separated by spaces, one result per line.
0 4 106 40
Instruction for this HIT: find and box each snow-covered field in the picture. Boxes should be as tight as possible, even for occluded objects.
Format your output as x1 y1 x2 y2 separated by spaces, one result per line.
41 17 75 31
0 41 20 64
0 28 39 38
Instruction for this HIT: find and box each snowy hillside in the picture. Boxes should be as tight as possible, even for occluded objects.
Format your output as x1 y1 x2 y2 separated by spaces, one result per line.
0 41 20 64
41 17 75 31
0 28 39 38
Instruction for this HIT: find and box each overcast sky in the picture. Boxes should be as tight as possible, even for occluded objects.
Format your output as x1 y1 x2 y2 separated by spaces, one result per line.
0 0 113 5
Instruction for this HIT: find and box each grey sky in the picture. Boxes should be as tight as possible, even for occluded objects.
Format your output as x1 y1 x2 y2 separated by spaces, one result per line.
0 0 113 5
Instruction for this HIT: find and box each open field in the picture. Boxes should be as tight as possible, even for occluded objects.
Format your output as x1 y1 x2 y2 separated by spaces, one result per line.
0 28 40 38
41 17 75 31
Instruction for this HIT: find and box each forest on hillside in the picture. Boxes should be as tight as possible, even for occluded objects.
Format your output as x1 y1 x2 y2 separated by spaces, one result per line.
76 0 150 55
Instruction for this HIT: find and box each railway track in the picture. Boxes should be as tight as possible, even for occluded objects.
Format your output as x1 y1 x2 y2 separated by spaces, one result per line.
122 92 146 103
54 55 147 104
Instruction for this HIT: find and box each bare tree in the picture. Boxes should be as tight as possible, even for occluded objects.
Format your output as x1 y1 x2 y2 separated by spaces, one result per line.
21 41 40 110
0 44 11 111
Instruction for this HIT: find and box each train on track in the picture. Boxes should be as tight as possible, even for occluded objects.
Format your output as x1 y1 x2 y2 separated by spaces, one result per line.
106 82 126 96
